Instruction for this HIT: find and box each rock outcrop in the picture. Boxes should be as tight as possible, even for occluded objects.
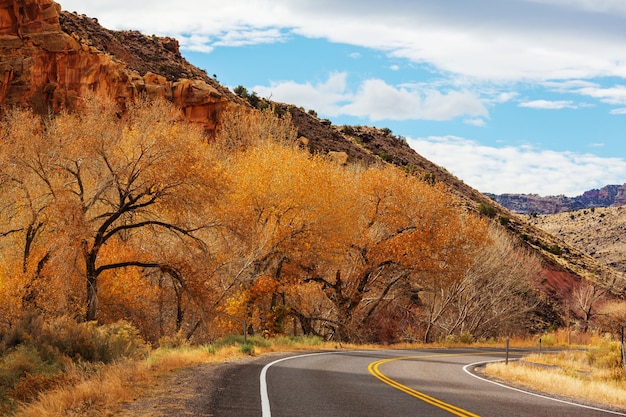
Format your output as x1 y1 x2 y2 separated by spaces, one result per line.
0 0 236 136
487 183 626 214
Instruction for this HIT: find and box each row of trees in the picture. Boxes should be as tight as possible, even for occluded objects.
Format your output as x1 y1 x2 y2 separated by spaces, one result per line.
0 97 546 343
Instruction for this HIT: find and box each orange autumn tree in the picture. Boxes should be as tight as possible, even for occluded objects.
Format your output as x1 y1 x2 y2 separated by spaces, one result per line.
213 106 363 337
297 166 489 342
0 97 224 327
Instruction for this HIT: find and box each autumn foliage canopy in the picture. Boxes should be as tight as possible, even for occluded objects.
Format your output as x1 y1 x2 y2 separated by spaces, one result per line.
0 97 543 343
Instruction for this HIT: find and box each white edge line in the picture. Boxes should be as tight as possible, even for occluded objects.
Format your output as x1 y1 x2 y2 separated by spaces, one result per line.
260 352 336 417
463 360 626 416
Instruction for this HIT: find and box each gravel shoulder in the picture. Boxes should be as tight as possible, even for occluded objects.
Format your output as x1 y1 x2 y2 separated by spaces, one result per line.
118 357 258 417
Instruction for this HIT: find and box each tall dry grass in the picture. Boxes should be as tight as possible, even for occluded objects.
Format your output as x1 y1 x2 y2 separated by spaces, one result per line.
485 333 626 410
13 335 334 417
13 330 625 416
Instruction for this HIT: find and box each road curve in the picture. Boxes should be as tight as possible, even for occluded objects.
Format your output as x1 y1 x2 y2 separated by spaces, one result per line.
209 349 626 417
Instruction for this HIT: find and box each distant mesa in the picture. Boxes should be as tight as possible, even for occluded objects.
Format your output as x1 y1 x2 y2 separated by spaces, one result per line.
486 183 626 214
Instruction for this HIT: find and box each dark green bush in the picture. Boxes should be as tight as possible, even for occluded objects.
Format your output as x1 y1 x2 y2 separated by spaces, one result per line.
548 244 562 256
477 203 497 218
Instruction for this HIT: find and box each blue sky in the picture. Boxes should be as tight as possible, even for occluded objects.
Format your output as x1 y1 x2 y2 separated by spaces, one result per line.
61 0 626 196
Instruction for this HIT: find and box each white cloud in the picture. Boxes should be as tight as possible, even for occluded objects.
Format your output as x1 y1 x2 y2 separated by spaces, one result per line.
212 28 287 47
464 118 487 127
519 100 577 109
253 74 488 121
576 84 626 105
253 72 350 116
407 136 626 196
60 0 626 82
523 0 626 17
610 108 626 115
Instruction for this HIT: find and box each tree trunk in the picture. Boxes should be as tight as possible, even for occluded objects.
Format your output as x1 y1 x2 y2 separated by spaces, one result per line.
86 272 98 322
85 251 98 322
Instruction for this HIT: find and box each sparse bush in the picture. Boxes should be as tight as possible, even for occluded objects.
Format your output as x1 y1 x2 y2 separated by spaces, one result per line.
308 109 318 117
0 345 62 413
586 341 623 370
240 343 255 355
459 332 474 344
273 335 324 347
158 331 190 349
341 125 355 135
374 150 393 163
499 215 510 226
38 316 98 362
548 244 562 256
214 334 271 349
93 321 150 363
233 85 248 97
423 172 436 185
478 203 497 218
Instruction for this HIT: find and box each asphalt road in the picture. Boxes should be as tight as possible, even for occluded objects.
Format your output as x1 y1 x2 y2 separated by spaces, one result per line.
209 349 626 417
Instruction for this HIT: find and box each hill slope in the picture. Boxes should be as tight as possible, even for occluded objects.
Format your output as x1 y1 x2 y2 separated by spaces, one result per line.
2 0 625 317
534 206 626 275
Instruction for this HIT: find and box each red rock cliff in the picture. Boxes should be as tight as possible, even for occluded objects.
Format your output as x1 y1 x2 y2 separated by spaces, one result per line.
0 0 234 136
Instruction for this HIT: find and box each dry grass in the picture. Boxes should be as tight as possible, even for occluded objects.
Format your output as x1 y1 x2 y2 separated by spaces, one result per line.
485 338 626 410
13 337 337 417
15 331 621 416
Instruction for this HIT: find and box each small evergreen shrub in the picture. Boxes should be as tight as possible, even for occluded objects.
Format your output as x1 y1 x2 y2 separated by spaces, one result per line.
478 203 497 218
240 343 255 355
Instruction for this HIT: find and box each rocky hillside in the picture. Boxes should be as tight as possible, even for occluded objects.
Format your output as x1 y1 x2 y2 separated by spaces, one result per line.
2 0 625 313
534 206 626 275
487 183 626 214
0 0 244 137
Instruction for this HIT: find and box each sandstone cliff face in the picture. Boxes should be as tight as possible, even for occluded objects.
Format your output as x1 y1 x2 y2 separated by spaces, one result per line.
0 0 234 136
487 183 626 214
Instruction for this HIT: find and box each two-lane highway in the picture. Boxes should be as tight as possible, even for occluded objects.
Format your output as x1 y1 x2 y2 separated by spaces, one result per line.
208 349 626 416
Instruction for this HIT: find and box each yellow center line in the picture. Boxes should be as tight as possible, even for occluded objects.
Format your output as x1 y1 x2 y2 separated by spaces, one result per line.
368 352 504 417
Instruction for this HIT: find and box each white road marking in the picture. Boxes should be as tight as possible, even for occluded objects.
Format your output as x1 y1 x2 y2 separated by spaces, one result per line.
463 360 626 416
260 352 335 417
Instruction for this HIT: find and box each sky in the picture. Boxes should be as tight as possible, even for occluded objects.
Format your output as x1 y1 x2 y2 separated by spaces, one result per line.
59 0 626 197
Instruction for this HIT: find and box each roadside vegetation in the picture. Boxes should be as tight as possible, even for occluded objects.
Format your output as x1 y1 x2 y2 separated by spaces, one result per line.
2 317 624 416
485 330 626 410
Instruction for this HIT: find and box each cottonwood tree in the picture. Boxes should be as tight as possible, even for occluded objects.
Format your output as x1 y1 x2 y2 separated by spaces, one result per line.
300 167 488 342
421 224 543 342
216 137 353 335
0 97 224 323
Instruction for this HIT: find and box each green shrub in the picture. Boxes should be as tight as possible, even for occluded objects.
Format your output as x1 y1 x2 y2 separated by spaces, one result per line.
273 335 324 347
459 332 474 344
36 317 148 364
38 316 98 362
240 343 255 355
215 334 272 349
374 150 393 163
0 345 61 414
478 203 497 218
548 244 562 256
92 321 150 363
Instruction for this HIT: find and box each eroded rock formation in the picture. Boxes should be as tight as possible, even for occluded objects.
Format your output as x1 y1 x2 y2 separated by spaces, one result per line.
0 0 233 136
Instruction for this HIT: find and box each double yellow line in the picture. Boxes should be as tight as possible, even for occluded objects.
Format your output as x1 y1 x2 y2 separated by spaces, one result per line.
368 354 481 417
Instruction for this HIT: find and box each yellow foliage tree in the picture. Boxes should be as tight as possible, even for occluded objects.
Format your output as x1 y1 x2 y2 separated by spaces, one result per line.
0 97 224 327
